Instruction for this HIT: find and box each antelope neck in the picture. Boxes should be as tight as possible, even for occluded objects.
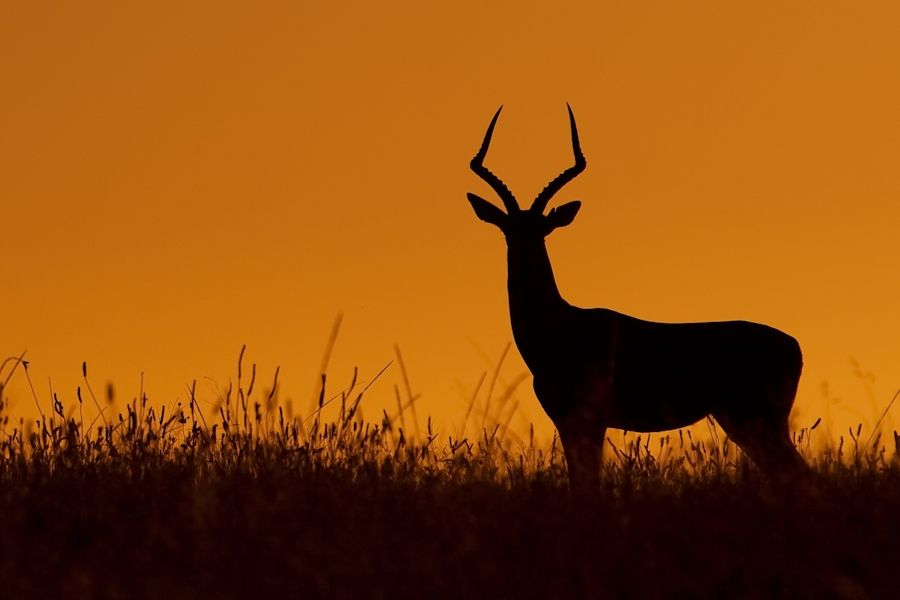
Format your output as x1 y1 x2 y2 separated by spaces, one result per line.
505 236 568 365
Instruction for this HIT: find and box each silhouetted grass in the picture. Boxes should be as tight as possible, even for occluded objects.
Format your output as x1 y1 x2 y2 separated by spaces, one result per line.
0 352 898 599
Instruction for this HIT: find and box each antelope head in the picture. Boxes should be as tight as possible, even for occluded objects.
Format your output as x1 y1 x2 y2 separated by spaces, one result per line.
467 105 587 240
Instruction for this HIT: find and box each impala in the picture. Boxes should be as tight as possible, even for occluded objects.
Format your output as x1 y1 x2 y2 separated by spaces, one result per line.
466 105 807 484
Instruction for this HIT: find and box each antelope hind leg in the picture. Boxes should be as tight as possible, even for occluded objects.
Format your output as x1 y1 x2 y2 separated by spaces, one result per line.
714 411 809 480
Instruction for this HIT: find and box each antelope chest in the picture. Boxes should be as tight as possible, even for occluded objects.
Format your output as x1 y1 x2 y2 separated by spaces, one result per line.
531 365 615 424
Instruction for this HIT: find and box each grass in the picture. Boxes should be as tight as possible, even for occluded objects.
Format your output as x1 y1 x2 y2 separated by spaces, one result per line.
0 350 898 599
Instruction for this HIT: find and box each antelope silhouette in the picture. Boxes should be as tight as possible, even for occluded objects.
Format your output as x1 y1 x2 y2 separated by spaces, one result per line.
466 105 808 485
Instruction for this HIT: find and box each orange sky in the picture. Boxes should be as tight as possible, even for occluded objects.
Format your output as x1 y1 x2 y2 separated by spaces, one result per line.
2 1 898 442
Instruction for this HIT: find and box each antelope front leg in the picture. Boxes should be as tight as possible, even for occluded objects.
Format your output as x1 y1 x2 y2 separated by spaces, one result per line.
557 423 607 489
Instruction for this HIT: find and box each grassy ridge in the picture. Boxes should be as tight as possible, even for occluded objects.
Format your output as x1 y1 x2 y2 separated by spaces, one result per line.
0 356 898 598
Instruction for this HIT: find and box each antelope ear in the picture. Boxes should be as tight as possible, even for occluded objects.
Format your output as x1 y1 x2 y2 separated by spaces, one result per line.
546 200 581 230
467 193 508 229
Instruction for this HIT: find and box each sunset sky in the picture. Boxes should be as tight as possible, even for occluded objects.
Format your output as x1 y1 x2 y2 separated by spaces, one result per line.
2 1 898 441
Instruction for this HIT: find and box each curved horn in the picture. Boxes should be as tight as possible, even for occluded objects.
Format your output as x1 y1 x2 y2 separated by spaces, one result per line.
531 104 586 214
470 107 520 213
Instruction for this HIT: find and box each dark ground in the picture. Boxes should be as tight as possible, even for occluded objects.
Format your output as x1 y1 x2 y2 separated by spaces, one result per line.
1 462 897 599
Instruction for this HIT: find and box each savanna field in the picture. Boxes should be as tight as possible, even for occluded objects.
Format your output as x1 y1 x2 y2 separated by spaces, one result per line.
7 2 900 600
0 350 898 599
